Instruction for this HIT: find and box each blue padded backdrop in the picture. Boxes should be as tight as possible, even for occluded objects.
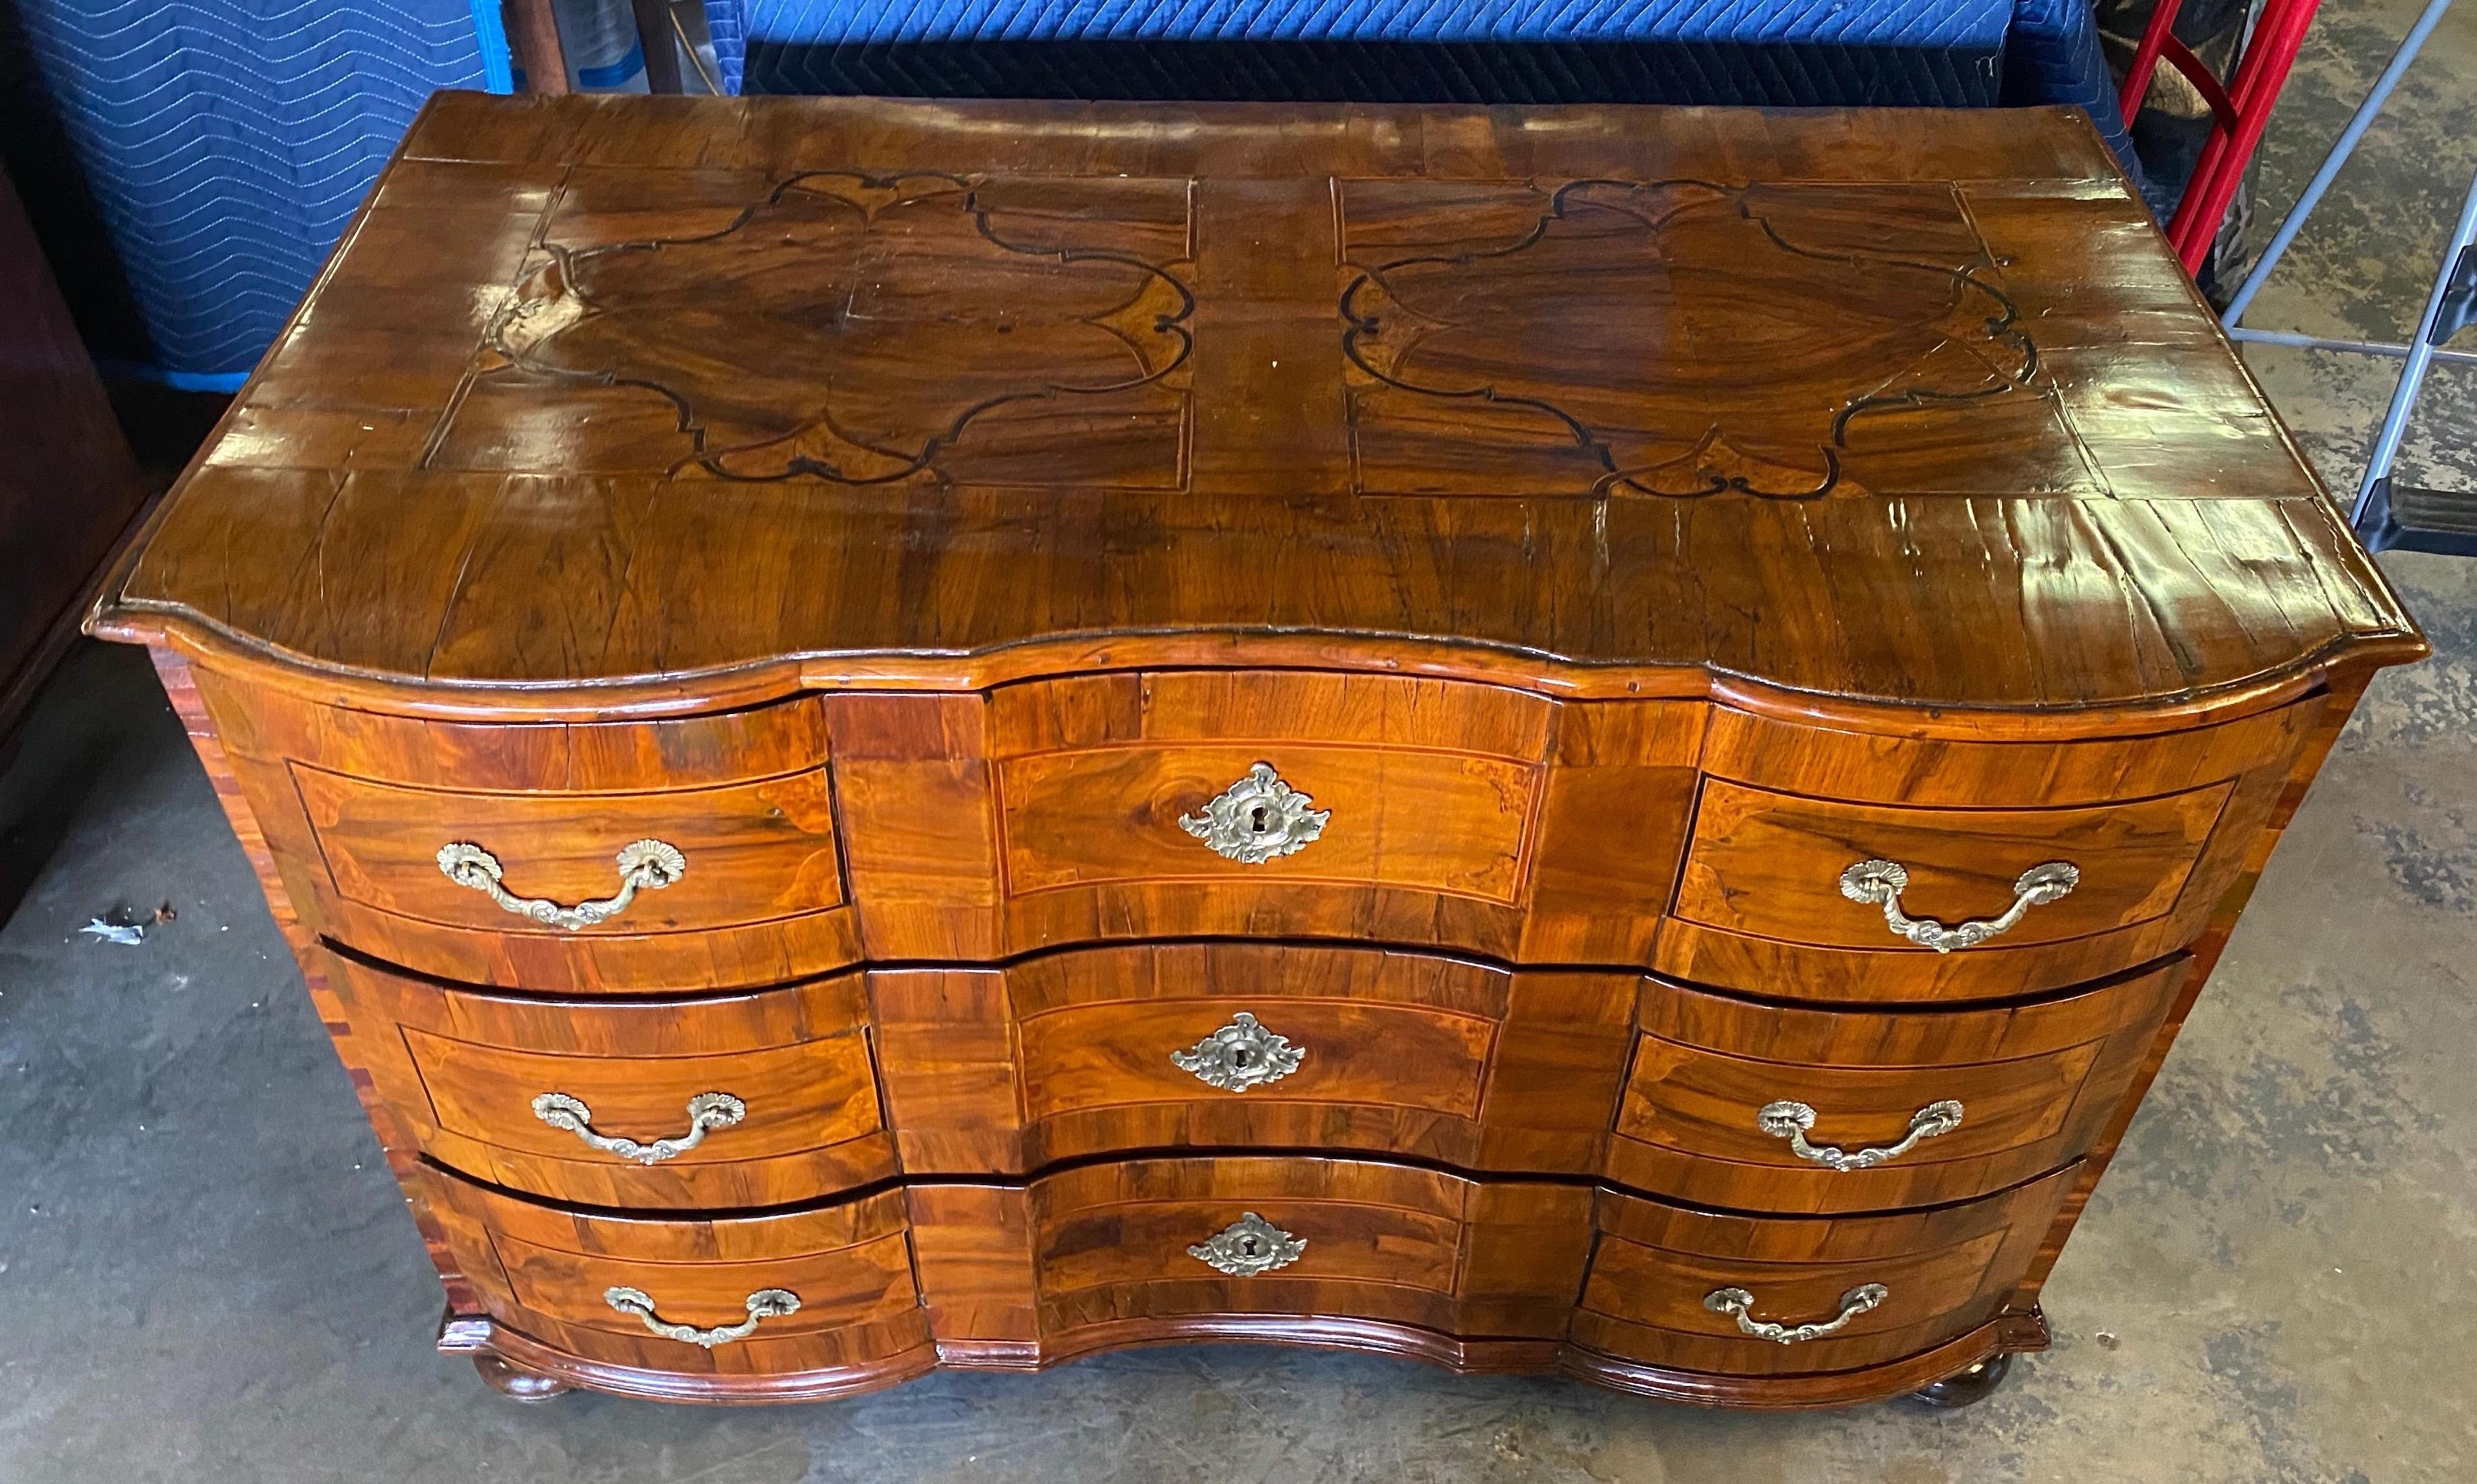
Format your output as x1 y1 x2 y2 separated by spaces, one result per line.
0 1 501 386
706 1 2136 173
0 1 2132 385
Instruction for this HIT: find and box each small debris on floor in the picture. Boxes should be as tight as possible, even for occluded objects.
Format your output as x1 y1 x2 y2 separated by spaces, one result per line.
79 918 146 946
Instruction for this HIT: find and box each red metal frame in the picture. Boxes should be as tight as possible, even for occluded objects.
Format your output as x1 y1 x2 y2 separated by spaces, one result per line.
2118 0 2328 273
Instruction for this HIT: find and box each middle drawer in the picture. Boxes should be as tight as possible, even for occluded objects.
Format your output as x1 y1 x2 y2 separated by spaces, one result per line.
332 940 2177 1213
869 942 1641 1177
1608 959 2185 1213
321 947 901 1210
327 942 1645 1203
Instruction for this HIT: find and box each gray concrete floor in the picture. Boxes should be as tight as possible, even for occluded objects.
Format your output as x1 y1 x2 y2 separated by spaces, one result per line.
6 6 2477 1479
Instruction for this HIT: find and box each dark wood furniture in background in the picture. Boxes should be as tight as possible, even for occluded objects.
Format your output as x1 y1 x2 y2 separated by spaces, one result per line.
90 93 2426 1411
0 160 149 743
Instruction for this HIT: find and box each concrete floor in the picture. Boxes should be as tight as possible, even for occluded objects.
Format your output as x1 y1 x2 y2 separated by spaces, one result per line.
6 7 2477 1480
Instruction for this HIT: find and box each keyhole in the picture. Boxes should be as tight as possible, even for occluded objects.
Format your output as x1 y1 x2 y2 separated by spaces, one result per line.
1231 1047 1255 1069
1237 1236 1263 1257
1247 804 1270 835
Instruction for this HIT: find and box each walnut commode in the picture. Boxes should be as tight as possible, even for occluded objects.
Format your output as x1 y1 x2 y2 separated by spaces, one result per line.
91 92 2426 1409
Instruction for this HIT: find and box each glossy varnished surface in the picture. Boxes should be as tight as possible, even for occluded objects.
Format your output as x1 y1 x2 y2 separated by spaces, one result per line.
1574 1166 2075 1377
1610 962 2183 1212
321 949 897 1209
93 94 2420 712
83 96 2437 1415
872 942 1639 1175
425 1170 933 1380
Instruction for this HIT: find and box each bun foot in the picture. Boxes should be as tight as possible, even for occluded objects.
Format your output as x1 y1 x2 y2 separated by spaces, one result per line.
1908 1351 2011 1409
473 1351 574 1402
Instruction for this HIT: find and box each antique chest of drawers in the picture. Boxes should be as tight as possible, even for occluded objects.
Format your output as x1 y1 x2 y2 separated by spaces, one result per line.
90 92 2427 1410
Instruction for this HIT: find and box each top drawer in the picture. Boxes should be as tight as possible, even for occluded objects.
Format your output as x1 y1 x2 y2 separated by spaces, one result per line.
1654 700 2326 1001
1675 779 2227 951
994 673 1548 906
186 657 2324 986
187 675 866 990
296 764 846 938
828 671 1706 965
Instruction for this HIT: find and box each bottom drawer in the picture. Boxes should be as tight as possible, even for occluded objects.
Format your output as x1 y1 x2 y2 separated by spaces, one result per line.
1571 1164 2075 1376
908 1156 1597 1348
422 1169 934 1379
424 1155 2065 1390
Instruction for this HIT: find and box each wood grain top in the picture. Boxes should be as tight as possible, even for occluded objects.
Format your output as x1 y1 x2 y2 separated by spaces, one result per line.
94 93 2424 715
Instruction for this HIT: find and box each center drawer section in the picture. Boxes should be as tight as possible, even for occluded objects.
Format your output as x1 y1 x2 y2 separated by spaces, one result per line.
868 942 1641 1176
906 1156 1597 1350
992 671 1552 938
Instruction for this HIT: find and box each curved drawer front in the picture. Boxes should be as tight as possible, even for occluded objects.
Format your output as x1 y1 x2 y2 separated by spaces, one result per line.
1571 1165 2076 1377
906 1156 1597 1349
295 763 848 976
868 943 1639 1175
186 672 864 991
1610 964 2184 1212
996 672 1547 936
422 1169 932 1380
1675 781 2226 951
322 950 897 1209
1035 1160 1469 1298
1656 698 2322 1001
828 672 1705 966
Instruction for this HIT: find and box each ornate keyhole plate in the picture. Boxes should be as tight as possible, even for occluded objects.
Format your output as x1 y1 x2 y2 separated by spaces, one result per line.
1179 762 1329 865
1187 1212 1307 1276
1170 1012 1305 1092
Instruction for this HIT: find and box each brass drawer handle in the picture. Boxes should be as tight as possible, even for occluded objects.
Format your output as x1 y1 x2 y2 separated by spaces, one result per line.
603 1286 800 1348
1838 858 2079 953
1188 1212 1306 1276
1704 1283 1888 1344
435 838 686 931
1171 1012 1305 1092
1180 762 1329 864
1758 1099 1964 1171
531 1091 746 1164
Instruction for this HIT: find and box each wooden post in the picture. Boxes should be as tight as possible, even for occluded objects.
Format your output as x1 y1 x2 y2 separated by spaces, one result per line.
633 0 683 92
505 0 571 94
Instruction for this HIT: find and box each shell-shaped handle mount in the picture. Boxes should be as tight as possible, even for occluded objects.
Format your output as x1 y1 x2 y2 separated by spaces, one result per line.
1757 1099 1964 1171
436 838 686 932
532 1091 746 1165
1838 858 2079 953
1704 1283 1888 1344
603 1286 800 1348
